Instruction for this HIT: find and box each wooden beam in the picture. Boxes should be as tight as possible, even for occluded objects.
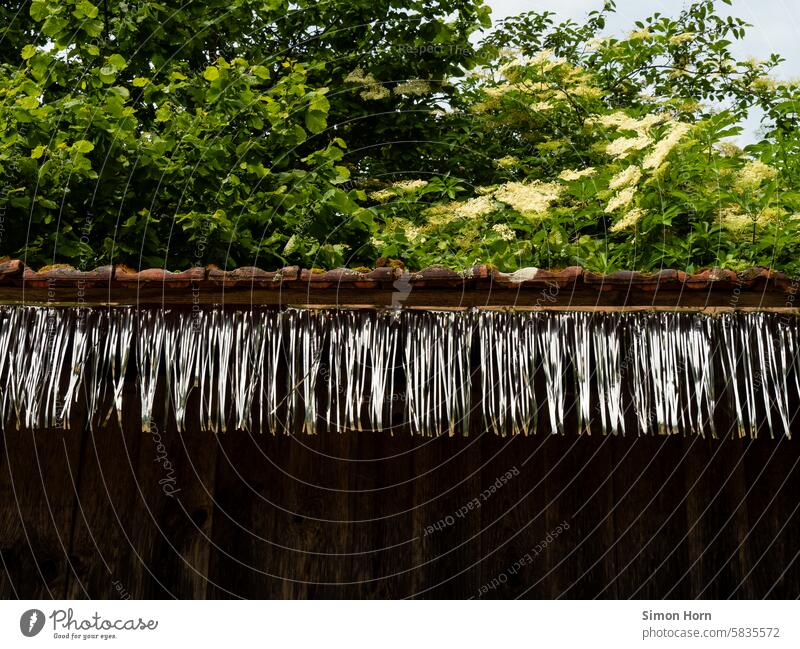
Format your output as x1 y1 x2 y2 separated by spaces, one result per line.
0 286 796 310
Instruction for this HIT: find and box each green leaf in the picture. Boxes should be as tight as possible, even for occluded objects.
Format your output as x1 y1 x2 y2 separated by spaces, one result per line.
203 66 220 81
21 44 37 60
98 66 117 83
107 53 127 70
308 92 330 113
83 19 104 37
252 66 271 79
78 0 99 19
132 77 149 87
17 96 40 110
42 15 68 38
30 145 46 159
29 0 48 21
305 110 327 134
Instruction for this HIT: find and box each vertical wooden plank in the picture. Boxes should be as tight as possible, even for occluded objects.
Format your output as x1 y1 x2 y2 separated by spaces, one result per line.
739 436 800 597
66 382 219 598
475 432 552 599
611 436 693 597
341 431 419 599
0 425 84 598
207 429 365 598
682 436 752 598
130 388 219 599
540 435 620 599
408 434 483 598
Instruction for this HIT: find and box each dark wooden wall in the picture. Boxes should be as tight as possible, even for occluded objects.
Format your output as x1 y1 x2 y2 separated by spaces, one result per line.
1 379 799 600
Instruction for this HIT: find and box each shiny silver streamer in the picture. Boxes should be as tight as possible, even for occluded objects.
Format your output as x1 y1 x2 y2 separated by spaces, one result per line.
0 308 16 427
231 310 257 432
108 308 134 428
137 309 164 432
592 314 624 436
197 309 236 433
684 315 716 438
164 310 201 432
570 312 593 435
5 308 30 428
327 311 400 433
285 308 326 435
0 306 796 438
254 309 282 434
479 311 538 436
538 313 569 435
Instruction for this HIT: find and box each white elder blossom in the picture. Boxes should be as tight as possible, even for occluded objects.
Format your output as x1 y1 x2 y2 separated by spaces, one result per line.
494 181 562 217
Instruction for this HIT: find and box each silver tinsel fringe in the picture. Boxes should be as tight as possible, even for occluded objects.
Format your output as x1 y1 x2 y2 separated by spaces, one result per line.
0 306 797 438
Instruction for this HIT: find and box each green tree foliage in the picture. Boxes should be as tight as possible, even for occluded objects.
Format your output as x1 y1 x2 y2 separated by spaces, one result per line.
0 0 488 268
1 0 799 273
370 0 800 273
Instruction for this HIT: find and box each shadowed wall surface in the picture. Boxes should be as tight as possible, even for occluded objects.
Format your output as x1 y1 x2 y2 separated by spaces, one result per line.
1 394 798 599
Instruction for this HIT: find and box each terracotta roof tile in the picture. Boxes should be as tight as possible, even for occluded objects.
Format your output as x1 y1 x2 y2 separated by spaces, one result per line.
1 260 797 306
683 268 739 289
207 266 294 287
22 264 114 288
0 259 24 282
409 266 471 287
114 266 206 287
492 266 582 288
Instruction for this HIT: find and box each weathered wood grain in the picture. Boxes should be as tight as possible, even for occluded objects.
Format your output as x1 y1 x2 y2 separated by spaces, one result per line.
3 417 800 599
0 424 84 598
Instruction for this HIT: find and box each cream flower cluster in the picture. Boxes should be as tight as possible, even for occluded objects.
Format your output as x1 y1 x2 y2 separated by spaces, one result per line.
405 225 423 241
609 165 642 190
716 142 743 158
734 160 778 190
416 178 560 227
571 85 603 99
595 112 667 132
528 49 563 71
368 179 428 203
669 32 695 45
586 36 611 51
394 179 429 192
495 155 520 169
610 207 646 232
344 68 375 84
360 85 390 101
606 134 651 159
629 28 653 41
344 67 390 100
605 185 636 213
559 167 596 181
394 79 431 96
491 223 516 241
591 112 673 160
369 189 397 203
717 206 753 232
718 205 782 231
643 122 692 169
455 196 496 219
